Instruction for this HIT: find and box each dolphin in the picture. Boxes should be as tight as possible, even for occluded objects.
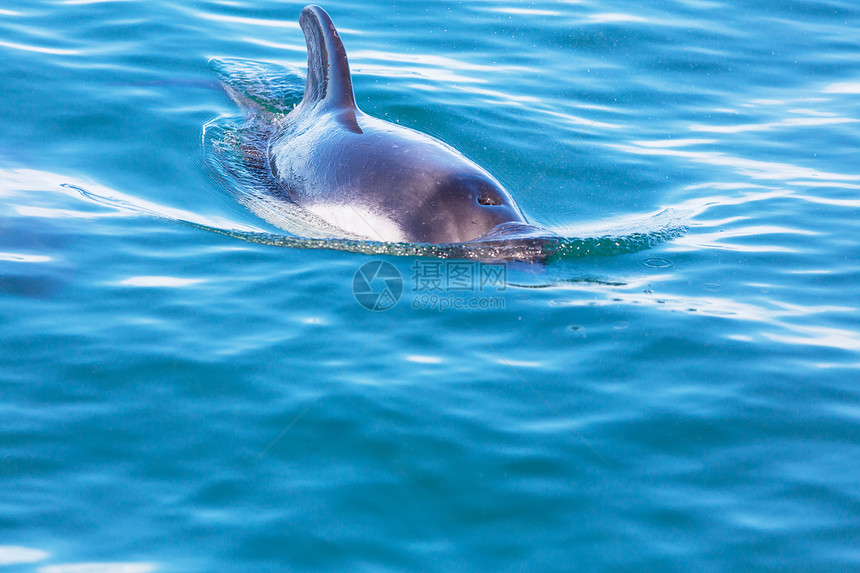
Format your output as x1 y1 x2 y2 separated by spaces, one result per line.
255 5 538 244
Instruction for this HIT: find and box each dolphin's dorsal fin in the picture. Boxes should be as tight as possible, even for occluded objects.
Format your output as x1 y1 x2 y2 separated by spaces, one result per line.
299 5 359 118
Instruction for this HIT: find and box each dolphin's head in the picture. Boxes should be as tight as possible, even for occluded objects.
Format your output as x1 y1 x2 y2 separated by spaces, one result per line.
403 172 530 244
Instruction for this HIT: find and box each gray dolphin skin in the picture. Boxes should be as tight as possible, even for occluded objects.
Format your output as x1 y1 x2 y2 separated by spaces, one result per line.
266 5 536 244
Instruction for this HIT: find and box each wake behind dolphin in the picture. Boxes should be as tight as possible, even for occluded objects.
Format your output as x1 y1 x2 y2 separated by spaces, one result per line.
204 5 687 261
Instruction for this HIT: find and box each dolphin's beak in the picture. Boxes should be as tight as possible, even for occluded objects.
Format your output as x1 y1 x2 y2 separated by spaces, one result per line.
469 221 558 243
450 221 558 263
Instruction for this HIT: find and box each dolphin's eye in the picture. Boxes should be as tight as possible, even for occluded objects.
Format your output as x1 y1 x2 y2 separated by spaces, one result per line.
477 191 502 206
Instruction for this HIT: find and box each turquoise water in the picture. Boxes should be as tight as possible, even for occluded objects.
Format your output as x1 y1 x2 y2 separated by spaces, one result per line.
2 0 859 571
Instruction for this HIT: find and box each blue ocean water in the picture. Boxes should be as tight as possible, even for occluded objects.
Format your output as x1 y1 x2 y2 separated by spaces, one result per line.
1 0 859 571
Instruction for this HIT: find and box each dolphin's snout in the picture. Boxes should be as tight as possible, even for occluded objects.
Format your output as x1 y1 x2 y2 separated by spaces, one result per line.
470 221 557 243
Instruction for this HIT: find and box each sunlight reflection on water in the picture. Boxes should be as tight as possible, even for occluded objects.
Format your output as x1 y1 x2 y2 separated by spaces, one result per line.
0 545 155 573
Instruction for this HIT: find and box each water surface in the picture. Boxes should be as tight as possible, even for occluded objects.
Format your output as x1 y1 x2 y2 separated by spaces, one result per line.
1 0 859 571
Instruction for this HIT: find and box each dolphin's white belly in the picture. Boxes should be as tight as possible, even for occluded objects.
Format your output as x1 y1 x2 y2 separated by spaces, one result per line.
305 202 407 243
